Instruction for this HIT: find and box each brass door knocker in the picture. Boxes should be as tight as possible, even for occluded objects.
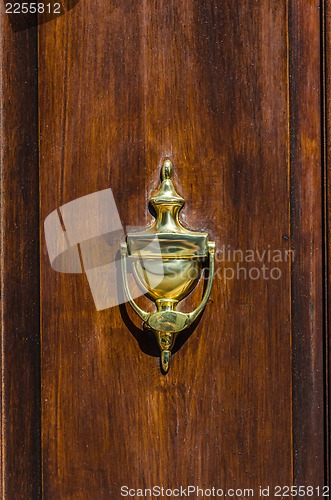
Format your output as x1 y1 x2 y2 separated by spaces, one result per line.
121 159 215 372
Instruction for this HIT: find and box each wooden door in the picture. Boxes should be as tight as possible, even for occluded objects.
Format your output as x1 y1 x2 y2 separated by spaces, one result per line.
1 1 328 498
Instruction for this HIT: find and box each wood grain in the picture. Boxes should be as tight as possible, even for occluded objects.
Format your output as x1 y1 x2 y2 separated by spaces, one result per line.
0 9 41 499
325 0 331 488
0 0 327 497
289 0 326 487
39 1 294 497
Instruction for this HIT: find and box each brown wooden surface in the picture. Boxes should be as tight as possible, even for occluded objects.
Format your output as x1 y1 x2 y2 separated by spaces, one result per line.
0 12 41 500
0 0 328 498
289 0 326 487
325 0 331 488
37 0 321 497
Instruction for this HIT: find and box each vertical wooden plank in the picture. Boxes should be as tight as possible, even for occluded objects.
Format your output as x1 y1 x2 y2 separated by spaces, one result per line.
324 0 331 488
0 7 41 500
289 0 326 486
39 1 293 497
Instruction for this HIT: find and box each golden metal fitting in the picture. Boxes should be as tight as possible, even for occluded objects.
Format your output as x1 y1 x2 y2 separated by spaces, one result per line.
121 159 215 372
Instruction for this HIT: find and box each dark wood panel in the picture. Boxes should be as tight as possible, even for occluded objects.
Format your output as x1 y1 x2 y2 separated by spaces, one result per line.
325 0 331 488
0 8 41 500
289 0 326 486
39 1 294 497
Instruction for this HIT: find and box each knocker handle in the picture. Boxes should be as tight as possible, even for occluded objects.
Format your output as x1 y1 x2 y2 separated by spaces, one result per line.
120 239 215 372
120 241 215 326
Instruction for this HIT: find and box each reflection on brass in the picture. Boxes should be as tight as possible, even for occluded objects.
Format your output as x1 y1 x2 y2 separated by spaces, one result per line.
121 159 215 373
